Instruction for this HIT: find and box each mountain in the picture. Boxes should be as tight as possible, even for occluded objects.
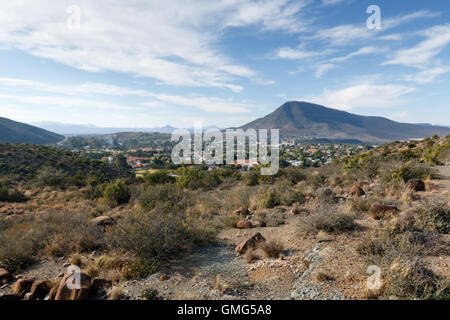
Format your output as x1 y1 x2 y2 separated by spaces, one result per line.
239 101 450 143
0 117 64 145
31 122 178 135
31 122 222 135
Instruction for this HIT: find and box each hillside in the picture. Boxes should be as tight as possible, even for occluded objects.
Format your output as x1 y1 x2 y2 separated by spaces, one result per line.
0 117 64 145
0 143 130 181
240 101 450 143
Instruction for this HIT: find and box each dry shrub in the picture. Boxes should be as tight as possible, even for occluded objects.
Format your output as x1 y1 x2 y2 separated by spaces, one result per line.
314 271 334 282
254 209 285 227
244 250 259 263
260 239 284 259
108 286 127 300
413 200 449 234
298 206 359 235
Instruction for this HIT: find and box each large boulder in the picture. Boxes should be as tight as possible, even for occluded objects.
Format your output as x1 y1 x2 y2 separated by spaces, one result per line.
30 280 55 300
11 279 34 298
406 179 426 192
350 185 365 197
235 232 266 254
236 220 253 229
369 203 399 220
53 272 92 300
0 268 11 284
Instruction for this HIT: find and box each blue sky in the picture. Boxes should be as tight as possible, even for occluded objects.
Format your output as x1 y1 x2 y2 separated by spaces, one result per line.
0 0 449 128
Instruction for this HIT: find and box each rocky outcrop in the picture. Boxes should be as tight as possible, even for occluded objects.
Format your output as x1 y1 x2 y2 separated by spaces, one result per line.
89 216 115 227
11 279 34 298
53 272 92 300
235 233 266 254
233 207 250 217
30 280 54 300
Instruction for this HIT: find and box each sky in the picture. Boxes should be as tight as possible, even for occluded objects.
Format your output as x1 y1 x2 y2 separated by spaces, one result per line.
0 0 449 128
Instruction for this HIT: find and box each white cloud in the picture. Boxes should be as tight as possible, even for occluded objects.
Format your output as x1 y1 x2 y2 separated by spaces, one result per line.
0 1 308 91
275 46 332 60
315 64 337 78
383 24 450 68
305 83 415 110
148 94 251 113
402 66 450 84
309 10 439 46
329 46 388 63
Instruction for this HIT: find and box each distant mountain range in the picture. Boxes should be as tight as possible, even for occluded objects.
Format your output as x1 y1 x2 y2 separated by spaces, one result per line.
30 122 179 135
31 122 222 135
0 117 64 145
239 101 450 143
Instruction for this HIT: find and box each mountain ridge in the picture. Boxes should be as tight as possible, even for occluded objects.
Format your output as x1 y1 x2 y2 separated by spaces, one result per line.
239 101 450 143
0 117 64 145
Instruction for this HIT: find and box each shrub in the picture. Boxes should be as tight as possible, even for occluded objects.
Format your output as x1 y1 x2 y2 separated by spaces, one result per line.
35 167 68 188
143 170 175 185
298 207 358 235
254 210 285 227
139 184 186 211
103 179 131 207
414 201 449 234
0 183 28 203
258 191 280 209
260 240 284 259
245 172 259 186
106 208 214 274
141 288 159 300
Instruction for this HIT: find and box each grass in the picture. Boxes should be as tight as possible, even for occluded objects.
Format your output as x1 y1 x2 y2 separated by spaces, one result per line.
260 239 284 259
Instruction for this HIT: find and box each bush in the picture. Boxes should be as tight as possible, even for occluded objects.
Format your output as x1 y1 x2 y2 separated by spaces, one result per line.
103 179 131 207
0 183 28 203
414 201 449 234
298 207 358 235
261 240 284 259
139 184 186 211
35 167 68 188
106 208 214 274
143 170 175 185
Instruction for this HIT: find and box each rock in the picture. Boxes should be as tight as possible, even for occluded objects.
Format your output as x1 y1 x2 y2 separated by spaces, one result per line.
235 232 266 254
90 215 115 227
251 220 266 228
159 274 168 281
30 280 54 300
11 279 34 298
48 284 58 300
369 203 399 220
24 292 33 300
350 185 365 197
233 207 250 217
54 272 92 300
236 220 253 229
406 179 425 192
0 294 21 301
0 268 11 284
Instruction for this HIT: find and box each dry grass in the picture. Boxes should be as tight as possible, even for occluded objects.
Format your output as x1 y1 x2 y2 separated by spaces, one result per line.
298 206 359 235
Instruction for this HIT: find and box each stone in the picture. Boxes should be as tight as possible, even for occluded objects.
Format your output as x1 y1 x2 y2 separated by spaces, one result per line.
0 268 11 284
236 220 253 229
233 207 250 217
406 179 426 192
251 220 266 228
159 274 168 281
350 185 365 197
30 280 54 300
369 203 399 220
11 279 34 298
54 272 92 300
235 232 266 254
89 216 115 227
24 292 33 300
